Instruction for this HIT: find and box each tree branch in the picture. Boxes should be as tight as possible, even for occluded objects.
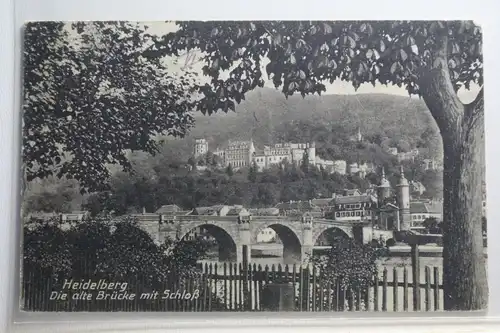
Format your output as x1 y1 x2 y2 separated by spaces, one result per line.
462 86 484 144
464 86 484 125
419 34 464 142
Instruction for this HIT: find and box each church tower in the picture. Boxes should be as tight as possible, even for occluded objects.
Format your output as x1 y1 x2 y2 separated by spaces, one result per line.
396 165 411 231
356 127 363 142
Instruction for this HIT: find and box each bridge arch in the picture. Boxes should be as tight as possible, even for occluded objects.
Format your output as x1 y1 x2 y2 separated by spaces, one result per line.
312 225 353 247
252 222 303 264
178 222 239 262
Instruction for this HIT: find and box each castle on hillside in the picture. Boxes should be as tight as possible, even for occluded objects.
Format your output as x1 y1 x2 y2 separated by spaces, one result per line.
196 138 319 171
253 142 316 171
194 129 383 176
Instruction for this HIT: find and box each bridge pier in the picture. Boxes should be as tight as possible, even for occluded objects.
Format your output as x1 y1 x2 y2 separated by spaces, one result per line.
236 245 251 263
237 216 252 263
301 246 314 263
352 224 374 244
301 214 314 264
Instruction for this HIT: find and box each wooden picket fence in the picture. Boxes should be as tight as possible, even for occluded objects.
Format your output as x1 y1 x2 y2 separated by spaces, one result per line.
22 262 443 312
198 262 443 312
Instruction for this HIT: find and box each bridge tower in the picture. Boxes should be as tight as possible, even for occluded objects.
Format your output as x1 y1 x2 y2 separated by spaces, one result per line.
377 167 392 205
376 167 392 229
396 165 411 231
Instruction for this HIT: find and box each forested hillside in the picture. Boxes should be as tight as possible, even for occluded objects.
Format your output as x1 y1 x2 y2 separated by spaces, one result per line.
23 88 444 215
165 88 442 163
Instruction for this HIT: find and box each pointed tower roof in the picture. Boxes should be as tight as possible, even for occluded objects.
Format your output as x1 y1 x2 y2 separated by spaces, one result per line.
397 165 409 186
378 167 391 188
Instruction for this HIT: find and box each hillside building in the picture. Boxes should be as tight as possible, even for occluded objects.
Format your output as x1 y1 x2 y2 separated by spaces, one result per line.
254 142 316 170
315 157 347 175
409 181 426 196
330 193 378 222
397 148 420 162
410 200 443 226
275 200 323 217
225 140 256 169
387 147 398 156
422 158 443 171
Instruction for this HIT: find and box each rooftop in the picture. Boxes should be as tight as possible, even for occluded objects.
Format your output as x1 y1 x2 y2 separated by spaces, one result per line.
334 195 376 205
343 189 362 196
275 201 321 211
410 201 443 214
155 204 182 214
311 198 335 208
226 207 250 216
248 208 280 216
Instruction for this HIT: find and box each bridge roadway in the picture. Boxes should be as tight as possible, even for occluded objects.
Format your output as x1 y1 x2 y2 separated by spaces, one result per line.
132 213 375 264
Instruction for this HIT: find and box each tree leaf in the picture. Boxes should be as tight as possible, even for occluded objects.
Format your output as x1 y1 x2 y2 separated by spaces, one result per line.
211 58 220 70
347 36 356 49
366 49 374 59
379 40 386 52
390 62 399 74
323 23 333 34
400 49 408 62
290 54 297 65
411 44 418 55
328 59 337 69
349 31 360 42
296 39 305 49
357 63 365 76
448 58 457 69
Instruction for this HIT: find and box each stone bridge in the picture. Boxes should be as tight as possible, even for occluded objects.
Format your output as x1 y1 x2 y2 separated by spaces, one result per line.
135 213 373 264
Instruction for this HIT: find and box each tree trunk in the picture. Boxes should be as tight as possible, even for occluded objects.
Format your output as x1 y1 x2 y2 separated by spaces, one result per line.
420 33 487 310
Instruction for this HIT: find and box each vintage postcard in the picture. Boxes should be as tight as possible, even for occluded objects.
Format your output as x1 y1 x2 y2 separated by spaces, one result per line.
20 20 486 313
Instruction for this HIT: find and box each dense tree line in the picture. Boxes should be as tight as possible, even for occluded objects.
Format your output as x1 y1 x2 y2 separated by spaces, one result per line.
83 161 368 215
80 153 441 216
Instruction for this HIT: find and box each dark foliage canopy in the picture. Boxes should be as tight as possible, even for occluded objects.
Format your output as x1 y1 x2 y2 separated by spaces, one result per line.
147 21 482 114
23 22 198 192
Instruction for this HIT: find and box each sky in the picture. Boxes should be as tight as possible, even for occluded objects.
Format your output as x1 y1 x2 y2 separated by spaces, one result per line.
143 21 481 104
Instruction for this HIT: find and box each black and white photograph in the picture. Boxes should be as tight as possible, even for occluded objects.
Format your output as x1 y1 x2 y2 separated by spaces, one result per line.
20 20 486 313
